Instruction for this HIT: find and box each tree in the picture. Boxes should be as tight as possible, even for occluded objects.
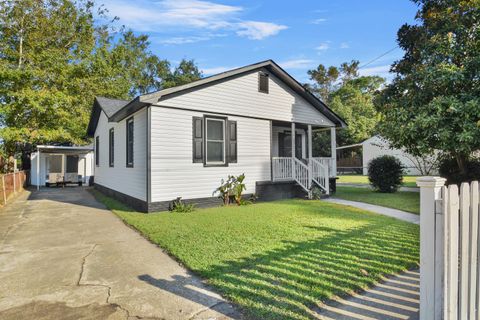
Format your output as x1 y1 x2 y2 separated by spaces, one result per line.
0 0 201 167
163 59 202 88
376 0 480 175
307 61 384 148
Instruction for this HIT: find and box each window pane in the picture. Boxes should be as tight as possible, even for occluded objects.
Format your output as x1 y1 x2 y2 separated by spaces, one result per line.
207 141 224 162
207 120 223 140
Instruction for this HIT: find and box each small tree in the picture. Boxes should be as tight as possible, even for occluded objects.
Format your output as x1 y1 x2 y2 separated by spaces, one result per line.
368 156 404 193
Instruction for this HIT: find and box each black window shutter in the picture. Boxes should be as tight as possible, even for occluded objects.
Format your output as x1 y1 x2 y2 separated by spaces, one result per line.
192 117 204 163
228 120 237 163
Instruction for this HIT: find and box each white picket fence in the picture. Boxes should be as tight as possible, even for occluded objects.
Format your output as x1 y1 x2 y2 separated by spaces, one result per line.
418 177 480 320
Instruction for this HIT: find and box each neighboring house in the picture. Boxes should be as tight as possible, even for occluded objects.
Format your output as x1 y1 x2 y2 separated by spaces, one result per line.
87 60 346 212
337 135 438 175
31 145 94 187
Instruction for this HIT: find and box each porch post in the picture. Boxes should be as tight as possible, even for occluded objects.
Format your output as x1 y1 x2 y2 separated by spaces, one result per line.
308 125 312 188
36 147 40 190
291 122 295 179
330 127 337 177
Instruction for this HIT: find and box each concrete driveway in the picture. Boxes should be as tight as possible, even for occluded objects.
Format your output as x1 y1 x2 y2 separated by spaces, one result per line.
0 188 241 320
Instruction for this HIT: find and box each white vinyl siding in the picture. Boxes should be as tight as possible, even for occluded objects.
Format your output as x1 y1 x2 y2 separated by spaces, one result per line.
150 107 271 202
157 71 334 126
94 109 147 201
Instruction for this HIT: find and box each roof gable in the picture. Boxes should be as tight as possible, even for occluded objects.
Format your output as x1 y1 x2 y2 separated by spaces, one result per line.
87 60 347 136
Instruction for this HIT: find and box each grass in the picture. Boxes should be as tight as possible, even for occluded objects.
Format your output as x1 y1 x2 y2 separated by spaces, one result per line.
335 186 420 214
337 175 419 187
92 190 419 320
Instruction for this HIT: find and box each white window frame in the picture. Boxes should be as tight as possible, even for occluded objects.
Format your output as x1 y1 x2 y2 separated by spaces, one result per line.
205 118 226 165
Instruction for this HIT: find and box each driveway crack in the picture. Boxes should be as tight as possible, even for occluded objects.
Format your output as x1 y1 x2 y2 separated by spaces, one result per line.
76 244 145 319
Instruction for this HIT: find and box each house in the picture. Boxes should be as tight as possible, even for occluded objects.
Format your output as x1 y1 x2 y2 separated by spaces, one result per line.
336 135 437 175
31 145 94 188
87 60 346 212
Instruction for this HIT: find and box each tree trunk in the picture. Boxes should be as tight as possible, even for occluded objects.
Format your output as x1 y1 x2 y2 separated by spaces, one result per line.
456 154 467 175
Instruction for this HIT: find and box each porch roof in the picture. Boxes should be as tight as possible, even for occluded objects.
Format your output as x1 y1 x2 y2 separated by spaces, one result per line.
37 145 93 154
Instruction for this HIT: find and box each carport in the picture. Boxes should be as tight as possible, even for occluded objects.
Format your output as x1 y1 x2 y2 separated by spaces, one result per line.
31 145 94 190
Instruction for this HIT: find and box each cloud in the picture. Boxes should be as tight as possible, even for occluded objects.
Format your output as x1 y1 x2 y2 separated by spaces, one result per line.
236 21 288 40
201 66 238 75
340 42 350 49
101 0 287 40
359 65 392 77
156 33 226 45
315 42 330 52
279 59 315 69
311 18 327 24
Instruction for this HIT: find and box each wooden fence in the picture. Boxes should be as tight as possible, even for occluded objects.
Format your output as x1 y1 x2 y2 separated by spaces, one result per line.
418 177 480 320
0 171 29 206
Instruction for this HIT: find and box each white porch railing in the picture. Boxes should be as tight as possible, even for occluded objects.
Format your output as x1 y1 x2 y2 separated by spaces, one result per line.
310 158 329 194
272 157 293 181
272 157 331 196
313 157 336 177
293 158 310 192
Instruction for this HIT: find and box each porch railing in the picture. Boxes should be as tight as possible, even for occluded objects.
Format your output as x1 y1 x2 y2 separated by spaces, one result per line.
313 157 336 177
272 157 293 181
293 158 310 193
272 157 330 195
310 158 329 193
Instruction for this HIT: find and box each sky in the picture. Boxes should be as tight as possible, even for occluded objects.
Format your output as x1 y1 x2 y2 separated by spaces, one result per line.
99 0 419 82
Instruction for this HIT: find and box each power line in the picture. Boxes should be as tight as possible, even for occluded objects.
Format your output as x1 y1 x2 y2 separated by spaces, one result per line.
359 46 399 69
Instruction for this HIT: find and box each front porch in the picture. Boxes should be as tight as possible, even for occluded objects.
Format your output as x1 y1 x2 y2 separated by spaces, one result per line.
270 121 337 196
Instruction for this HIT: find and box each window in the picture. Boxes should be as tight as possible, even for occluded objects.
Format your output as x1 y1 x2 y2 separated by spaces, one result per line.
206 118 225 164
126 117 134 167
95 136 99 166
258 72 269 93
109 128 114 167
192 116 237 166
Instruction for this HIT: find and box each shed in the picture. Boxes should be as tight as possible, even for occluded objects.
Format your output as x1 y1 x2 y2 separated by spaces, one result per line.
31 145 94 189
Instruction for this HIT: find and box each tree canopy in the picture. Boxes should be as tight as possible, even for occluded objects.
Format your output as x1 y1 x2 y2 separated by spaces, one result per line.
376 0 480 173
0 0 202 157
307 60 384 149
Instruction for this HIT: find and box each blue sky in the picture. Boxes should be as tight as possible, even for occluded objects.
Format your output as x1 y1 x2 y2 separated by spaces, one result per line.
99 0 419 82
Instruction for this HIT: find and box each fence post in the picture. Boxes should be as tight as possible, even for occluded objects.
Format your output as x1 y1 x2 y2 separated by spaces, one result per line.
417 176 446 320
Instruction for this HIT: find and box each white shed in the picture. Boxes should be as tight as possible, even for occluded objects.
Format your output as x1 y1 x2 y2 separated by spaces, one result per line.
31 145 94 188
337 136 435 176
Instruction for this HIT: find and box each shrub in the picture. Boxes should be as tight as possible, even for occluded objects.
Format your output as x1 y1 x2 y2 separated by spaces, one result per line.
169 197 195 213
438 156 480 185
311 186 324 200
368 155 404 193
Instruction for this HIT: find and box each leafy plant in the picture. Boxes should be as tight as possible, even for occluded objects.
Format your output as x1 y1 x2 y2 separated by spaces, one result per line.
213 173 247 206
169 197 195 213
310 186 324 200
368 155 404 193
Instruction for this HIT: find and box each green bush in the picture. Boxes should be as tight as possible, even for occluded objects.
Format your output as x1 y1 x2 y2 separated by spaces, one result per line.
368 155 404 193
169 197 195 213
438 156 480 185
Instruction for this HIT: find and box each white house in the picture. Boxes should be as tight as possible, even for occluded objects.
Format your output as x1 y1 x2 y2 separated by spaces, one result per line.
31 145 94 187
87 60 346 212
337 135 437 175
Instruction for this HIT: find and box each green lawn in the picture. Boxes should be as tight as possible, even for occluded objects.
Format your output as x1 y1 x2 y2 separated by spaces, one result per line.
337 175 419 187
92 191 419 320
335 186 420 214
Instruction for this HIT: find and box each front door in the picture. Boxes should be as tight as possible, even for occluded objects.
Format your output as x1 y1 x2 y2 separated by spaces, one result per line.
278 132 302 159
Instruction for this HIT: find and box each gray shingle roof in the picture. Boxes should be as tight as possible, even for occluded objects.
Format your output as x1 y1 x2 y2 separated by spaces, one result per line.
94 97 129 118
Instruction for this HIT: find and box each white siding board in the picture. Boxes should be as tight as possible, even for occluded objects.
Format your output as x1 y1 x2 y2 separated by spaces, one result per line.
157 71 334 126
150 107 271 202
94 109 147 200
